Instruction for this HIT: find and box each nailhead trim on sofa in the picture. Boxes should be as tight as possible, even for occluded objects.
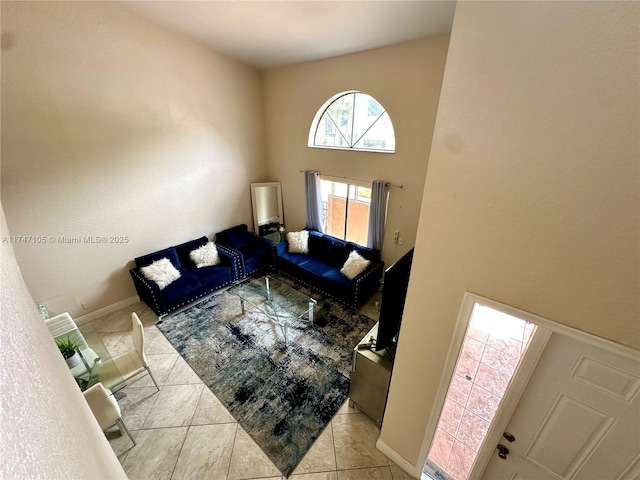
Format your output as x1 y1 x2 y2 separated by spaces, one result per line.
131 267 236 318
275 261 384 311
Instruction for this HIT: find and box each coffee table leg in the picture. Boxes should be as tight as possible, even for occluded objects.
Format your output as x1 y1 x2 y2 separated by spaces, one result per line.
308 301 314 325
240 297 245 314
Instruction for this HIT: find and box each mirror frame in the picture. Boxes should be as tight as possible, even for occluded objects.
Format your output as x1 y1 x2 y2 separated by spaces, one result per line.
250 182 284 236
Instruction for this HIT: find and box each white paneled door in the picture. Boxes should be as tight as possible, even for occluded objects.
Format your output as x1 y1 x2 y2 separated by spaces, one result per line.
481 333 640 480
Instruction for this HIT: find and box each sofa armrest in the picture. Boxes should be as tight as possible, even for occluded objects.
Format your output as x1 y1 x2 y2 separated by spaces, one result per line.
217 245 242 281
130 268 167 316
354 260 384 285
256 234 278 269
353 260 384 308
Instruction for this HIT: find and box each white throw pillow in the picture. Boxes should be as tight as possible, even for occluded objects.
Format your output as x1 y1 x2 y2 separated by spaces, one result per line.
141 258 181 289
190 242 220 268
287 230 309 254
340 250 371 280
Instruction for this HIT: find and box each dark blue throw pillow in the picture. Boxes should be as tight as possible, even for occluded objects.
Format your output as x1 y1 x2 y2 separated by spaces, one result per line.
308 231 331 260
328 241 350 268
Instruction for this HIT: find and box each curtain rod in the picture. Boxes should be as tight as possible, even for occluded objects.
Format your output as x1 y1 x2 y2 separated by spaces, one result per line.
299 170 403 189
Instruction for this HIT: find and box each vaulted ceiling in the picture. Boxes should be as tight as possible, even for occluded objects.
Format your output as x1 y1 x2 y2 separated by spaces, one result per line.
117 1 456 69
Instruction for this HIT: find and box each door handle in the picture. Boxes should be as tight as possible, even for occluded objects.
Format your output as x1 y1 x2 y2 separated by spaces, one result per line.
497 444 510 460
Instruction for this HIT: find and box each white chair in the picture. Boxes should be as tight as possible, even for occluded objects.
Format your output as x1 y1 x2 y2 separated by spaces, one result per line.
83 382 135 447
112 312 160 391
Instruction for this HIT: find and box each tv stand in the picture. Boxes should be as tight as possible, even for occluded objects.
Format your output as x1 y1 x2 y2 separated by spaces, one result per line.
348 323 394 428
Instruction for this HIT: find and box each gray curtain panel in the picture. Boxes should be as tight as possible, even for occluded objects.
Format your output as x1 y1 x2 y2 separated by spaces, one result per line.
367 180 388 250
305 170 323 232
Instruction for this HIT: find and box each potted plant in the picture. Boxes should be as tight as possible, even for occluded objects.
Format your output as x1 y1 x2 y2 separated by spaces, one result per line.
55 335 82 368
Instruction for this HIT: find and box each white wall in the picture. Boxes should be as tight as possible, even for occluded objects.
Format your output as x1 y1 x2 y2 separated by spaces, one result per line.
0 203 127 479
262 36 450 266
381 1 640 472
1 2 266 318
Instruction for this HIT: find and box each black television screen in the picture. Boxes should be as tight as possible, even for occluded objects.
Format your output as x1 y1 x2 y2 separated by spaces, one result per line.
375 247 414 357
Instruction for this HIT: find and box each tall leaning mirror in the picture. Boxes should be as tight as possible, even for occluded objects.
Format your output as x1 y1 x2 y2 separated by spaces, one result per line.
250 182 284 241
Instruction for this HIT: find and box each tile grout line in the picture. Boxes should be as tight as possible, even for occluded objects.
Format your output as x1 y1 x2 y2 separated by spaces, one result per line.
168 424 192 480
225 423 240 480
330 414 339 475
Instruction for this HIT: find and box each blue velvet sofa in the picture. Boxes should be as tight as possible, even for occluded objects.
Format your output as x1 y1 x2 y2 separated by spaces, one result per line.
275 230 384 309
215 224 274 278
130 236 241 317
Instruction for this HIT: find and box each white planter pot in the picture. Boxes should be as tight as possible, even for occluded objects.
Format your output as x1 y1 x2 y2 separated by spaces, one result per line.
65 351 82 368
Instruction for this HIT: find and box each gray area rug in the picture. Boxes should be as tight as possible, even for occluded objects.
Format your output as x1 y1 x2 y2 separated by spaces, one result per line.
156 274 375 477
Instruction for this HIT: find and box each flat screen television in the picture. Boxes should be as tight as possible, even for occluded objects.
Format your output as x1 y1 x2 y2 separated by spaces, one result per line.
375 247 414 358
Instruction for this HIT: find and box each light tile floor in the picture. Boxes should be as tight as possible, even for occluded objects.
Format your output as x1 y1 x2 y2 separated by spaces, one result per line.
88 295 413 480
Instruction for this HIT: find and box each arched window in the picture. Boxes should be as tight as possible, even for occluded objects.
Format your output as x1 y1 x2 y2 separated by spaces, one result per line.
308 91 395 153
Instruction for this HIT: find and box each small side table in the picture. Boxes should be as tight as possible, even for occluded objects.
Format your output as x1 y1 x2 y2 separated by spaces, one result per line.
264 231 284 242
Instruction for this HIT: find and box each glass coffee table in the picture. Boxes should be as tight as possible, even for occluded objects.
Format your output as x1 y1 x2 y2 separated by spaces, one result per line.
235 276 317 344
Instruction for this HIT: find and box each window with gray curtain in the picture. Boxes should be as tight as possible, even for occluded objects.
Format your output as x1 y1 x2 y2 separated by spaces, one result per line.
319 178 371 246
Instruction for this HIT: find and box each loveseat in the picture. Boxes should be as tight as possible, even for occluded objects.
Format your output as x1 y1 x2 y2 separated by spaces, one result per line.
130 236 241 317
275 229 384 309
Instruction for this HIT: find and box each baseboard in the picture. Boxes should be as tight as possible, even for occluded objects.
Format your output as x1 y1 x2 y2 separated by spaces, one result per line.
74 295 140 326
376 437 421 479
